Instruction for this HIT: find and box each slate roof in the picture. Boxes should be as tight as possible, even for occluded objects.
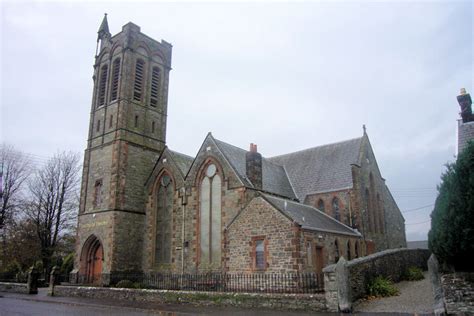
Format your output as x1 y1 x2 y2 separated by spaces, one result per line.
169 150 194 176
269 137 363 201
262 194 361 237
213 138 297 200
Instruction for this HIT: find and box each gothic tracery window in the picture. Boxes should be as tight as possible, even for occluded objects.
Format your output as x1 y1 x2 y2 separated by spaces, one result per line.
317 199 325 212
332 197 340 221
200 163 222 266
155 173 173 265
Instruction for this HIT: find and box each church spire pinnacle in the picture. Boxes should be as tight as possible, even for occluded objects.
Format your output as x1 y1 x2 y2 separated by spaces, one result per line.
97 13 111 42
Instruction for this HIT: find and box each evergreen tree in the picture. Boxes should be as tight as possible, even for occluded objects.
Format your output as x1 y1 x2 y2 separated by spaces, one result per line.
428 141 474 270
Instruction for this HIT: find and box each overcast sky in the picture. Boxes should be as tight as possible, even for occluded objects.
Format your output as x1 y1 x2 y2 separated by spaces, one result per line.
1 0 472 242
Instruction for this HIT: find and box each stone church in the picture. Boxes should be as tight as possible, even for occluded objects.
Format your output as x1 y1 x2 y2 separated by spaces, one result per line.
72 16 406 283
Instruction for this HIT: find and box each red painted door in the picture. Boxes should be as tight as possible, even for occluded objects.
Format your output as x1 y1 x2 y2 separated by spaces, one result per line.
91 244 103 285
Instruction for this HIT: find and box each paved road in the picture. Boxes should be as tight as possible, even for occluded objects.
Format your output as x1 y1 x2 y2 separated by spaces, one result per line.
0 290 327 316
354 271 434 314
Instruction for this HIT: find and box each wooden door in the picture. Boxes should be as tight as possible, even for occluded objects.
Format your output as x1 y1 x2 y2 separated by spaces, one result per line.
89 244 103 285
315 247 324 274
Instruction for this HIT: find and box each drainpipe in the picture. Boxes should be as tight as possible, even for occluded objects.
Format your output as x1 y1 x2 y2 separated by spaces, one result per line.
347 191 353 227
180 187 187 275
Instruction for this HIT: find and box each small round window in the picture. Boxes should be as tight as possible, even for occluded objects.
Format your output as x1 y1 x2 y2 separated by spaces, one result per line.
161 174 171 187
206 164 217 177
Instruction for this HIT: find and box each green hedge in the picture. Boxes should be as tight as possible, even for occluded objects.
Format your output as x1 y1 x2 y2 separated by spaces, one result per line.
428 141 474 271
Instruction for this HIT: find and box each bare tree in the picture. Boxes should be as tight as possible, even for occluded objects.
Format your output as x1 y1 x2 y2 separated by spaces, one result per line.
0 144 31 230
25 151 80 275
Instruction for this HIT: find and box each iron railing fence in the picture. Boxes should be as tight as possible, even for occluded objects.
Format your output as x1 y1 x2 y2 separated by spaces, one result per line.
0 272 27 283
57 273 70 284
77 272 324 294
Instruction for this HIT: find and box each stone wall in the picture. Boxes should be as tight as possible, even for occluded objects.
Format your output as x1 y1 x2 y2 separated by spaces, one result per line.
458 120 474 154
0 282 29 294
53 285 328 311
301 230 363 272
352 135 406 251
323 248 430 311
441 272 474 315
226 197 299 273
305 189 352 226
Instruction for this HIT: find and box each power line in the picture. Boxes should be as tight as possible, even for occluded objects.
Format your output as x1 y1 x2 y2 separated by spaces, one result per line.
402 204 435 213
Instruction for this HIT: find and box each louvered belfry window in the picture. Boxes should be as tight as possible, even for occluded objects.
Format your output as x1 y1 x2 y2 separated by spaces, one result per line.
133 59 145 101
110 58 121 101
98 64 108 106
150 67 160 107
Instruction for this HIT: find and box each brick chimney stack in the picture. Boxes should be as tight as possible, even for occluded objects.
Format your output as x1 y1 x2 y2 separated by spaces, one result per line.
246 143 263 190
457 88 473 123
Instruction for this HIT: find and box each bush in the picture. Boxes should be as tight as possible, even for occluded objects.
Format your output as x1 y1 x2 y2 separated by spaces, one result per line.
367 276 399 297
3 260 22 274
429 141 474 271
402 267 424 281
60 253 74 275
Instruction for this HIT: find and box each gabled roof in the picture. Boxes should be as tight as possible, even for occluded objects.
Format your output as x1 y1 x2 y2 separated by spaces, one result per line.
269 137 363 200
213 138 297 200
262 194 361 237
168 150 193 177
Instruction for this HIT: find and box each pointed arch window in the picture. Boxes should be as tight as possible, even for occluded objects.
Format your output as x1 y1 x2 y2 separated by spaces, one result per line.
110 58 121 101
332 197 340 221
150 67 161 107
377 193 384 233
346 241 351 260
98 64 108 106
317 199 325 212
133 59 145 101
334 239 340 263
200 163 222 267
365 188 373 232
155 173 173 265
369 173 379 233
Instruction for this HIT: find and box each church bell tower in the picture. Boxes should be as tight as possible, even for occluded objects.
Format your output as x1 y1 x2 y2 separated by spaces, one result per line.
73 15 172 281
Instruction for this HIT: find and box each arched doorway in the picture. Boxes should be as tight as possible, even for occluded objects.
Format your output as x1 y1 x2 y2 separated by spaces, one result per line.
80 235 104 285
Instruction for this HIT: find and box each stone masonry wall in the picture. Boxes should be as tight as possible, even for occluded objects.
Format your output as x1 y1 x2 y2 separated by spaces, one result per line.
226 197 299 273
458 120 474 154
0 282 29 294
142 149 188 273
352 135 406 251
54 285 328 311
323 248 430 309
183 136 252 273
301 230 362 272
305 190 352 227
441 272 474 314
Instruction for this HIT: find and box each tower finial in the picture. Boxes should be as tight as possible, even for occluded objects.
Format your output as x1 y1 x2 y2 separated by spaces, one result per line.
363 124 367 135
97 13 111 42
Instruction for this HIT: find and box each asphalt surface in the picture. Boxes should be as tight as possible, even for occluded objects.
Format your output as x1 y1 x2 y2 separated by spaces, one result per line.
354 271 434 314
0 289 324 316
1 274 436 316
